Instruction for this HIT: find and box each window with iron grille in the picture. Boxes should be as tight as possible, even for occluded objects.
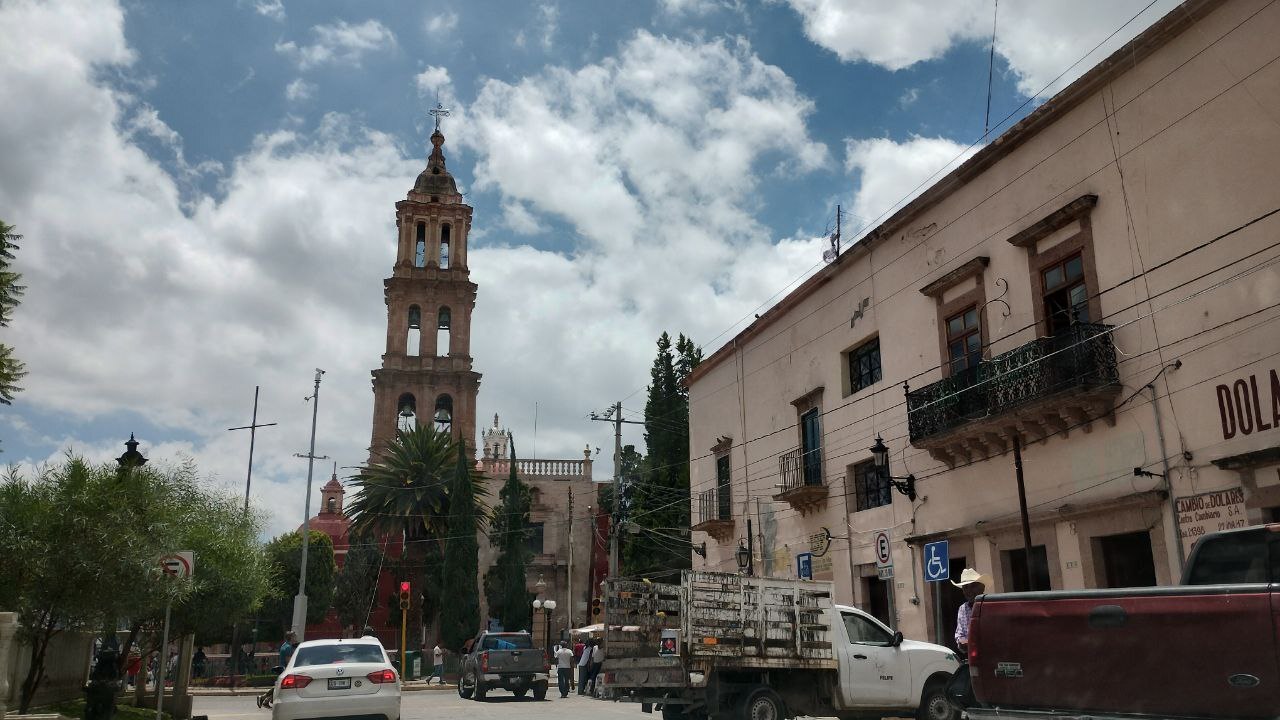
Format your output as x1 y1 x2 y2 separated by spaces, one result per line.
853 459 891 512
715 453 732 520
525 522 545 555
946 306 982 374
847 338 882 394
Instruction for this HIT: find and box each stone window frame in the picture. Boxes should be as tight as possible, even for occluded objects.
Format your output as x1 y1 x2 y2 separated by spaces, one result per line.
711 435 733 522
842 336 883 398
919 256 989 378
1006 194 1103 338
850 458 890 512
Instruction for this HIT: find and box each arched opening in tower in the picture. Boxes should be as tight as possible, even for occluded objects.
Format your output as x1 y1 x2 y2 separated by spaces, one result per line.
406 305 422 357
440 223 451 269
433 394 453 434
397 392 417 432
415 222 427 268
437 306 451 356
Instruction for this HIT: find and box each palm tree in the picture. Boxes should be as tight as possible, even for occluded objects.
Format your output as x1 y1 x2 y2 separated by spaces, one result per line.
346 425 487 644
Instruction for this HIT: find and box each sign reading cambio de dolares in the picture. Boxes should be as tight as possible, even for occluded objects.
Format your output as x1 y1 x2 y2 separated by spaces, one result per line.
1176 487 1247 553
1215 367 1280 440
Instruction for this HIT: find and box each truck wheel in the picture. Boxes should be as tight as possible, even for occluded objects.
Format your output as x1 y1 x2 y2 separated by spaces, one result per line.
474 680 488 701
457 671 474 699
533 684 547 701
738 687 786 720
916 682 957 720
514 688 528 698
661 704 685 720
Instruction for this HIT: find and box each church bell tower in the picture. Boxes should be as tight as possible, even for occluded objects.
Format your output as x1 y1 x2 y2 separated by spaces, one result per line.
369 110 481 458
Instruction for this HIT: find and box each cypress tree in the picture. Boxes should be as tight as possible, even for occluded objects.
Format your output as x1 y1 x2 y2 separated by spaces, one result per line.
440 439 481 648
483 441 533 631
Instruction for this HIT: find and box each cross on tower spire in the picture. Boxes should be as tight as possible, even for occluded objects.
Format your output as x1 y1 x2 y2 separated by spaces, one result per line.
429 102 451 132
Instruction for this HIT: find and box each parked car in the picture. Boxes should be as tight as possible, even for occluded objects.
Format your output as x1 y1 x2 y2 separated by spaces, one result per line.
602 571 960 720
270 637 400 720
962 523 1280 719
458 630 550 701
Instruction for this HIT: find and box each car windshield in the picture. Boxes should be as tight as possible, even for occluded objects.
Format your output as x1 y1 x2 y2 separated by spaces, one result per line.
482 634 533 650
292 643 385 667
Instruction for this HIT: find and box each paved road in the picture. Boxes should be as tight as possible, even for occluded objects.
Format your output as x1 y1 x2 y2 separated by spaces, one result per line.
193 687 647 720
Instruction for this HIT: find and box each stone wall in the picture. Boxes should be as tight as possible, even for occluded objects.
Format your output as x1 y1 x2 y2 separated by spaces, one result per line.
0 614 94 711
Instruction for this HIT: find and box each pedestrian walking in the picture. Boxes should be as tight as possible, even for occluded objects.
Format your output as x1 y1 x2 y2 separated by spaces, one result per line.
571 638 584 691
193 647 207 678
428 643 446 685
258 631 297 709
125 650 141 688
587 640 604 695
576 639 592 695
555 643 575 697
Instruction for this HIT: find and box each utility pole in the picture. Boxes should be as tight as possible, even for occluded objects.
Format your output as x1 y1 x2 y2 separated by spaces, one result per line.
567 485 574 628
1013 436 1036 590
226 386 276 689
590 402 645 578
292 369 328 640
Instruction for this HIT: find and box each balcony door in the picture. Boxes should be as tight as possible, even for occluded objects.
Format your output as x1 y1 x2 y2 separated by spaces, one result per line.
800 408 821 486
1042 253 1090 336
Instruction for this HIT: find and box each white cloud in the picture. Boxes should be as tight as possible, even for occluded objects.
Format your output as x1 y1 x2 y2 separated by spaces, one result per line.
898 87 919 108
500 200 543 235
783 0 1181 96
425 10 458 38
285 78 316 102
275 19 397 71
537 4 558 51
0 6 838 538
414 65 451 97
254 0 285 22
659 0 720 15
843 135 980 232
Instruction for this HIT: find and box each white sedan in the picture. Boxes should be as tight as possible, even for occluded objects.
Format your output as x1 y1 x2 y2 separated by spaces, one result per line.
271 638 400 720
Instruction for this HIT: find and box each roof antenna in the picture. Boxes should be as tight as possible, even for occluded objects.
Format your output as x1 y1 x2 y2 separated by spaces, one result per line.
984 0 999 138
822 205 842 264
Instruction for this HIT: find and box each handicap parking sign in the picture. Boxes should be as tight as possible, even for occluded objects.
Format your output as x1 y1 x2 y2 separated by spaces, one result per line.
797 552 813 580
924 540 949 582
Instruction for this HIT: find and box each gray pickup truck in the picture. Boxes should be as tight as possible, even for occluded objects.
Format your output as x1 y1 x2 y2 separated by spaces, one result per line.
457 631 549 701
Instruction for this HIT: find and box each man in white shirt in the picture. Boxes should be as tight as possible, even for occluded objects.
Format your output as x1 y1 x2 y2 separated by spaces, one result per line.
430 644 445 685
555 643 575 697
576 639 592 695
587 641 605 695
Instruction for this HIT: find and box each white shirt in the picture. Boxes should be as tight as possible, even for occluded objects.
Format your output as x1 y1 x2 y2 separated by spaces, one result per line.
590 644 604 664
433 646 442 664
556 646 574 669
577 646 592 667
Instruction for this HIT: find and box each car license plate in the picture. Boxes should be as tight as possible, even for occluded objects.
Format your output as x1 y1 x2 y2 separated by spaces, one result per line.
328 678 352 690
504 676 521 684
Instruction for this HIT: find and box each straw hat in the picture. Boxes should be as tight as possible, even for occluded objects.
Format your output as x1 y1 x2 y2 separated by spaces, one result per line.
951 568 990 588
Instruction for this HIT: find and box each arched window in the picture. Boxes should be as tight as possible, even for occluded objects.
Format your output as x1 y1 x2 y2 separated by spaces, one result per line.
437 306 451 357
415 222 426 268
434 395 453 433
440 224 451 269
406 305 421 357
397 392 417 431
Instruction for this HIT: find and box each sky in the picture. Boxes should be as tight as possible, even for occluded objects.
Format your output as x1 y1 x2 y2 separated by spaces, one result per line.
0 0 1182 538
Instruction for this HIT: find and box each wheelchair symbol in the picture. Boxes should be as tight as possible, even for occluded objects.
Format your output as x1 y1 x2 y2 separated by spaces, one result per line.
925 541 949 582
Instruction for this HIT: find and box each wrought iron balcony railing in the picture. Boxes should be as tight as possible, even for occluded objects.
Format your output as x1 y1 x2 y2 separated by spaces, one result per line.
778 446 824 493
696 485 733 524
907 323 1120 443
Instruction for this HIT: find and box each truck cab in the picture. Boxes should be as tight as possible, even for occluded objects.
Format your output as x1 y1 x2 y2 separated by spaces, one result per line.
833 605 959 718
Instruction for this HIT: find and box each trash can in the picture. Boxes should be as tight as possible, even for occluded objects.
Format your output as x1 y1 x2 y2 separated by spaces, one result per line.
401 650 422 681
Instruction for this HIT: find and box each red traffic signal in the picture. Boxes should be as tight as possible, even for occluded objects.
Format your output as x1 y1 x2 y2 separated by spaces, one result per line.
399 581 410 610
399 581 410 593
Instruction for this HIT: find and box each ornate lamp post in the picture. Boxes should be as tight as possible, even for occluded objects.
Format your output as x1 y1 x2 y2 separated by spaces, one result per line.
869 435 917 501
735 540 751 575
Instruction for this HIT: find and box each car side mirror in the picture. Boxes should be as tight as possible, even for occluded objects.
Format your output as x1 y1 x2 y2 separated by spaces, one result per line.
892 631 904 647
271 665 283 674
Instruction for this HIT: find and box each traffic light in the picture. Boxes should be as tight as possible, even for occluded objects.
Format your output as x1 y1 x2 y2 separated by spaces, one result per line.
591 597 602 617
399 581 410 610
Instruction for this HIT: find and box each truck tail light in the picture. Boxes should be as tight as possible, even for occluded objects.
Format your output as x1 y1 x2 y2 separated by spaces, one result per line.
543 649 550 672
279 674 312 690
480 651 489 673
366 668 397 684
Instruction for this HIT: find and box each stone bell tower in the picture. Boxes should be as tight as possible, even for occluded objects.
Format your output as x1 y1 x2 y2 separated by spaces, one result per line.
369 111 481 458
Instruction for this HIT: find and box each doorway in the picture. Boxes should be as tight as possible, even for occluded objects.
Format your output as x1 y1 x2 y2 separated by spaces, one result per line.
1098 531 1157 588
937 556 967 651
1003 545 1050 591
861 574 890 626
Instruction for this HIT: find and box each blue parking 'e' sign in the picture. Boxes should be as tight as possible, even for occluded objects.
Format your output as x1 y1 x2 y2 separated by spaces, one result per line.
924 540 949 582
797 552 813 580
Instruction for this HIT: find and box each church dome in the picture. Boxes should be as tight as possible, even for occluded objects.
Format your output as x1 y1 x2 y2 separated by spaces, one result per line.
413 129 459 197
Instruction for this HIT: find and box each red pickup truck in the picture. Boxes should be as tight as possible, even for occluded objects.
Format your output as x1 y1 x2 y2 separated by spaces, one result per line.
963 524 1279 720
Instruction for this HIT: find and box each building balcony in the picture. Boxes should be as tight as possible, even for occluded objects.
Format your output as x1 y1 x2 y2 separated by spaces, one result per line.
906 323 1121 467
691 486 734 541
773 446 828 514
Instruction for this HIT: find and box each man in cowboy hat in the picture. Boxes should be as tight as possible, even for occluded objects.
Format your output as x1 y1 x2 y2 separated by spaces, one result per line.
952 568 989 653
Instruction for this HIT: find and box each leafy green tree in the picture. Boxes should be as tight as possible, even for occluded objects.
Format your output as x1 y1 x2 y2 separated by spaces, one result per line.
346 425 487 643
259 531 336 640
623 332 701 577
439 440 482 648
0 455 268 712
332 543 383 635
0 219 26 407
484 442 533 633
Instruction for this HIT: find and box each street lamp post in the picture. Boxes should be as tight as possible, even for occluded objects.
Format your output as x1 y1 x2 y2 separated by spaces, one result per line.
531 599 557 656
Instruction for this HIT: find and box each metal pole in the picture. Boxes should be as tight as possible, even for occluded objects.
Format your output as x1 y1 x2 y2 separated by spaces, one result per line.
293 369 325 640
746 517 754 576
934 579 945 647
154 600 171 720
567 486 574 628
243 386 261 513
1013 436 1036 590
609 401 622 577
1149 385 1187 575
400 607 407 678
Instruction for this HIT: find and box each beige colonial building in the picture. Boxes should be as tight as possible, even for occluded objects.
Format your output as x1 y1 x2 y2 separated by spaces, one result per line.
687 0 1280 649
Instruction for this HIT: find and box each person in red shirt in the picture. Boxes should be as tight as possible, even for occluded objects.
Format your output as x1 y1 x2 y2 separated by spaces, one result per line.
571 639 585 691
